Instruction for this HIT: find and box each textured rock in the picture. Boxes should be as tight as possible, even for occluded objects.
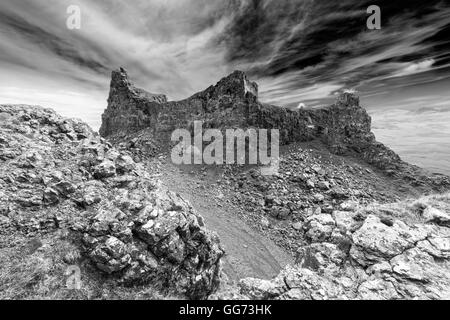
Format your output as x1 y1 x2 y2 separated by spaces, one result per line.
304 214 335 242
0 104 224 299
93 160 116 179
238 278 287 300
423 206 450 227
350 215 430 266
213 197 450 300
100 67 168 139
332 210 359 232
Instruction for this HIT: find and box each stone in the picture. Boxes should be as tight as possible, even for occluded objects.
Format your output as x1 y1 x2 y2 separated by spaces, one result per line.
53 181 76 197
15 189 42 207
43 187 59 204
239 278 287 300
390 248 434 282
261 217 270 228
366 261 392 275
269 206 291 220
357 279 400 300
81 182 104 206
351 215 429 266
153 231 186 263
313 193 325 202
94 207 126 223
297 243 347 270
0 104 224 299
304 214 335 242
339 200 358 211
423 206 450 226
94 160 116 179
292 222 303 231
89 236 131 273
318 181 330 190
264 195 275 206
332 210 359 232
417 236 450 259
331 187 348 199
0 215 11 227
115 154 136 174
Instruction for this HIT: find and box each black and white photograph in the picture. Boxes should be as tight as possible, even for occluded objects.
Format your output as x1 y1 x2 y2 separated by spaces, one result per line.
0 0 449 309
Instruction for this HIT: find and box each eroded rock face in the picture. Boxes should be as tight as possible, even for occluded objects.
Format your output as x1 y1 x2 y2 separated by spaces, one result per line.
100 69 450 193
100 68 168 139
0 104 224 299
212 202 450 300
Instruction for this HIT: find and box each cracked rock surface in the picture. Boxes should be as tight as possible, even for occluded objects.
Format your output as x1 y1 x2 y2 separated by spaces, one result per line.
212 195 450 300
0 104 224 299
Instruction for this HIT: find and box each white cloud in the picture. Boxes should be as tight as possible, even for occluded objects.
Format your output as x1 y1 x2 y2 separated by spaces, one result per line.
393 59 435 78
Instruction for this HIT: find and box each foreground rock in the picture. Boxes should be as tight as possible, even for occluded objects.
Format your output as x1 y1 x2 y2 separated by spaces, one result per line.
0 104 224 299
212 194 450 300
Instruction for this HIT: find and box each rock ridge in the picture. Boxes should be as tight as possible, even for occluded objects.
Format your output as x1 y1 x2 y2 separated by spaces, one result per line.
100 68 449 192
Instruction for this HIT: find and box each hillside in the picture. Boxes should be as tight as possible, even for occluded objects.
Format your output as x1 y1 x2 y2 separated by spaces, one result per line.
0 70 449 300
0 104 223 299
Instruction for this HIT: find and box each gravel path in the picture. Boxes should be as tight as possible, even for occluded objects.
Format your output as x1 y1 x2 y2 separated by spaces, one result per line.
155 160 294 282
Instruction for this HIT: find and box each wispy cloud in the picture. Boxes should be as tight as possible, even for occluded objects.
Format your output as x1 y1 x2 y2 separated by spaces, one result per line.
0 0 449 129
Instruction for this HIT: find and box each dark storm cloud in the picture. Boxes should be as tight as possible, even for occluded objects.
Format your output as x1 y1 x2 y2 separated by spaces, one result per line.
218 0 450 106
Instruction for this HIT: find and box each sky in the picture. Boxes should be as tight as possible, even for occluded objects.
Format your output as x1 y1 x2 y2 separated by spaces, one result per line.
0 0 449 172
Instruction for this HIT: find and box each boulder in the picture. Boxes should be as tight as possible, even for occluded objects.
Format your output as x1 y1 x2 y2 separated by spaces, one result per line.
304 214 335 242
423 206 450 227
0 104 224 299
94 160 116 179
351 215 429 266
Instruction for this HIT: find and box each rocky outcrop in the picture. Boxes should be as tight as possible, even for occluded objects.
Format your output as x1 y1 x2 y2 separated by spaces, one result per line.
99 69 378 152
100 67 168 139
100 69 449 192
0 104 224 299
212 194 450 300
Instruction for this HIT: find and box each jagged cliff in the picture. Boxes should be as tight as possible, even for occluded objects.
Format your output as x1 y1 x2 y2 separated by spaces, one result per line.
100 69 370 148
100 68 449 192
